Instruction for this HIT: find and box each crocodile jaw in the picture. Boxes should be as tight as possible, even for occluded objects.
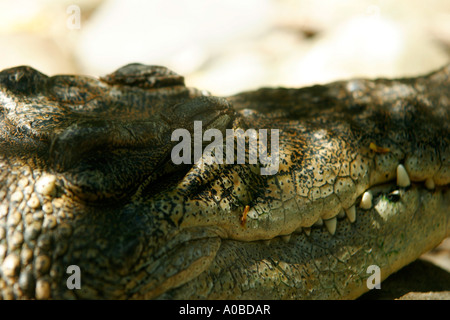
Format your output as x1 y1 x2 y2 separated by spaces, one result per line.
136 66 450 299
141 180 449 300
0 64 449 300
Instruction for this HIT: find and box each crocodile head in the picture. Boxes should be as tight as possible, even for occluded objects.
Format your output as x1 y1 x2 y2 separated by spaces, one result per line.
0 63 448 299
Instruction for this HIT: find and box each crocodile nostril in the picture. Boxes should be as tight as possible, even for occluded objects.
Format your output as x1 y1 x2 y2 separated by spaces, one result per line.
49 119 171 171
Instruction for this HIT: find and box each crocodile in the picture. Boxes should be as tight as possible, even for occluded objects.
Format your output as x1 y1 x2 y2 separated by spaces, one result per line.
0 63 449 300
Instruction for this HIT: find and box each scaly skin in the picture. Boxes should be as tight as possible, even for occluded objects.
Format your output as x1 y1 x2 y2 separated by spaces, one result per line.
0 63 448 299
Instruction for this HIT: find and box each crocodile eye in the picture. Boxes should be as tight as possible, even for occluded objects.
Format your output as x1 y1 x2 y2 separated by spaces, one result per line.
49 96 234 203
0 62 235 204
49 119 175 203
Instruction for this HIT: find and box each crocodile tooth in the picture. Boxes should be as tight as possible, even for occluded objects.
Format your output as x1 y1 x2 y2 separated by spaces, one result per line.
304 228 311 236
263 239 271 246
337 209 345 219
313 217 323 226
324 217 337 235
345 205 356 223
425 178 435 190
396 164 411 187
388 190 401 202
281 235 291 243
360 191 373 210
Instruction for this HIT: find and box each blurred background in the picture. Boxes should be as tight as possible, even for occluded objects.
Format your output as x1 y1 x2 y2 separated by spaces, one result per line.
0 0 449 96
